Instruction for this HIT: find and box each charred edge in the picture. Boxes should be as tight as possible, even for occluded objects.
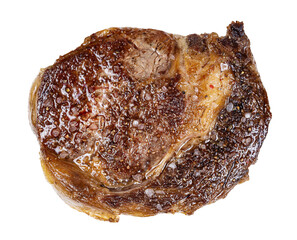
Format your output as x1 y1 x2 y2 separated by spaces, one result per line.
228 21 245 39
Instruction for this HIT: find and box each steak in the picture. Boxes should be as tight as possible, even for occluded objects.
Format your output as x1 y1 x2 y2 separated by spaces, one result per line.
29 22 271 222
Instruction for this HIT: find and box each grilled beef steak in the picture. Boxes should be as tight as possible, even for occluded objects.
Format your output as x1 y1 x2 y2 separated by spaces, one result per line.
29 22 271 222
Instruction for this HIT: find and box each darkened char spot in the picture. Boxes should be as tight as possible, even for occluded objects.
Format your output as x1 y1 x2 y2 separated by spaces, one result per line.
186 34 207 52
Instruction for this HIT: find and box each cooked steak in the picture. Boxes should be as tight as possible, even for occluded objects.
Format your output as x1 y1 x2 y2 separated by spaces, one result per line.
29 21 271 222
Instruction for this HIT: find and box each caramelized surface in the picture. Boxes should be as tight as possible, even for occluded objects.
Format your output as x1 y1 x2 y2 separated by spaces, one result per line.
30 22 271 221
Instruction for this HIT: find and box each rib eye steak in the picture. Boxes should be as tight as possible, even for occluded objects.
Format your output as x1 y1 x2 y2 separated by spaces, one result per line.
29 22 271 222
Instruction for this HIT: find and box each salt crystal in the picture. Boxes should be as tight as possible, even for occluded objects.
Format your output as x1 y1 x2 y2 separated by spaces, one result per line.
98 115 105 129
242 137 252 145
156 204 162 210
194 148 200 155
194 171 200 177
89 123 98 130
155 190 165 195
168 162 176 169
157 126 164 132
200 144 206 150
60 151 68 159
226 102 233 112
177 158 185 164
145 93 152 101
132 120 139 127
162 86 167 92
52 128 60 137
145 188 155 198
132 174 142 182
220 63 229 71
245 112 251 118
192 95 198 101
54 146 61 154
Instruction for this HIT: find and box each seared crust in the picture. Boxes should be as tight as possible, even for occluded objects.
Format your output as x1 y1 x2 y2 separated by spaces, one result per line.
30 22 271 221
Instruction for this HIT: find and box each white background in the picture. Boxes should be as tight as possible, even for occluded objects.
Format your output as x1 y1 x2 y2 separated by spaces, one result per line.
1 0 296 239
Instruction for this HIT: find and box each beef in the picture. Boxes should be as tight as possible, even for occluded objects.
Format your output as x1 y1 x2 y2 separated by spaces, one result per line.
29 21 271 222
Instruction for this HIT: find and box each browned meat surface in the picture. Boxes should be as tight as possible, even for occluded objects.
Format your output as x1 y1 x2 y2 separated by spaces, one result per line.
29 22 271 222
